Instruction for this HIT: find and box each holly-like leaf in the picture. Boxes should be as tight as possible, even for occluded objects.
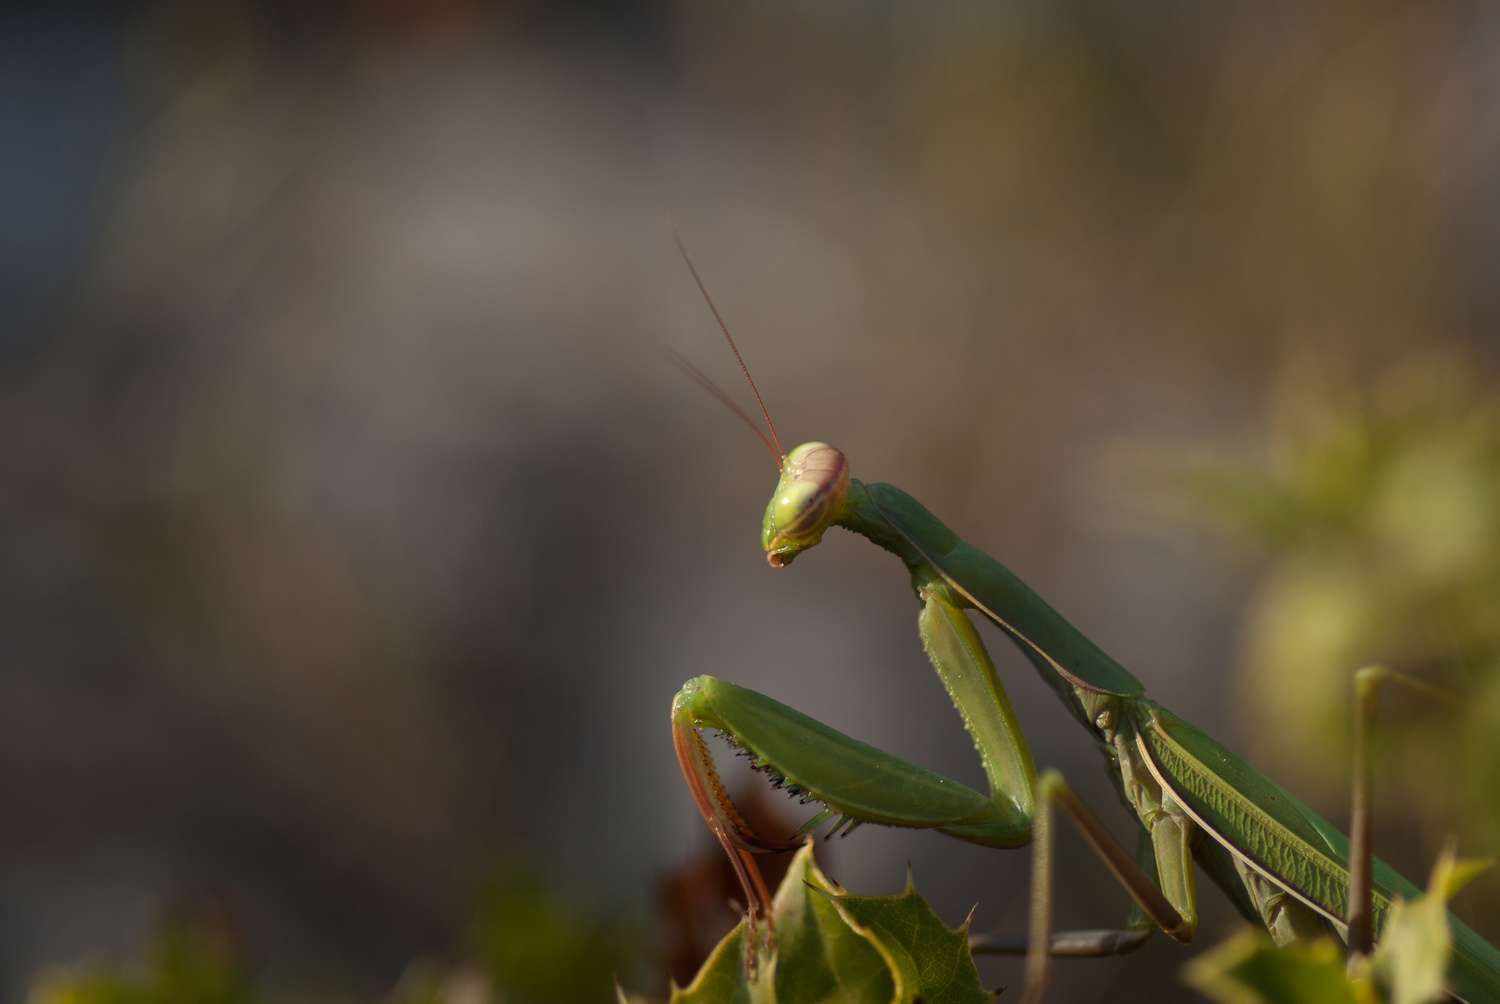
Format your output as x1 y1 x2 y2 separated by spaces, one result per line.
824 868 989 1004
771 848 894 1002
668 844 989 1004
667 919 771 1004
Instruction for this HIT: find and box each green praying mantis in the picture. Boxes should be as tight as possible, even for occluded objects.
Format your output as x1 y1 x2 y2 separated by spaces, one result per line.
667 238 1500 1003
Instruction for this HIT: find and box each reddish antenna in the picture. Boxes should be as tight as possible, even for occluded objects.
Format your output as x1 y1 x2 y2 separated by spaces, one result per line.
674 230 787 465
666 349 781 466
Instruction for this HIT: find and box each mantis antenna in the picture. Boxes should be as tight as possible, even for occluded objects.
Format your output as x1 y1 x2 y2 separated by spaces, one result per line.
666 349 782 467
673 231 787 467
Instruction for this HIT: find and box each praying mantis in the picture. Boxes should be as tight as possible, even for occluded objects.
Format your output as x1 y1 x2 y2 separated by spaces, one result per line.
667 238 1500 1003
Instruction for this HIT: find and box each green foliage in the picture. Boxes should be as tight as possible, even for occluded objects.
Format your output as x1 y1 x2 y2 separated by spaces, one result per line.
829 874 988 1004
668 843 990 1004
468 868 636 1004
1183 931 1361 1004
1370 851 1493 1004
1184 846 1492 1004
386 962 495 1004
27 917 254 1004
26 866 639 1004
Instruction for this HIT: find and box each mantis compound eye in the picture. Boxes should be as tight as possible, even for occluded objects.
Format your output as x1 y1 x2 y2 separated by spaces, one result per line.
762 442 850 567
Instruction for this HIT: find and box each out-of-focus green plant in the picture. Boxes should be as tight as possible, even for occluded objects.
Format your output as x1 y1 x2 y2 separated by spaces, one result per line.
1185 933 1360 1004
466 867 637 1004
659 843 990 1004
385 962 492 1004
27 864 639 1004
28 914 255 1004
1150 351 1500 893
1184 847 1492 1004
1370 851 1495 1004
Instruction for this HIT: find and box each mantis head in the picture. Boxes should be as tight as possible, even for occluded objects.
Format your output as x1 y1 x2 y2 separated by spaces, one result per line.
670 235 848 567
763 441 849 567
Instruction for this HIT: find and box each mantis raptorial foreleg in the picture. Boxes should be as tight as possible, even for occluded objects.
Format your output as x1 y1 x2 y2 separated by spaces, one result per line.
915 585 1036 843
670 585 1039 931
671 702 790 946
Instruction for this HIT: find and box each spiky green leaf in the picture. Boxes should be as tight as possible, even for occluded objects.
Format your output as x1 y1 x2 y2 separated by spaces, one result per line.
823 868 989 1004
669 844 990 1004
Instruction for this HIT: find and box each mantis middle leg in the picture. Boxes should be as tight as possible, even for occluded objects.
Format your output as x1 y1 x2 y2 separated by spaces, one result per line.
1015 766 1201 1004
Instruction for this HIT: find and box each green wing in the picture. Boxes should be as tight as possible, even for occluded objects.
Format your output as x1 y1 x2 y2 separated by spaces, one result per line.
1137 701 1396 923
1138 702 1500 1004
864 481 1144 697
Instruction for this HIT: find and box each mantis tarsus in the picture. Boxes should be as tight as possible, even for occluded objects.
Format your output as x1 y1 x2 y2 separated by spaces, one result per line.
668 238 1500 1003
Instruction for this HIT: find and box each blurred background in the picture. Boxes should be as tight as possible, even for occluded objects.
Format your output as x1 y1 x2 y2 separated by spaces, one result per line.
5 2 1500 1001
